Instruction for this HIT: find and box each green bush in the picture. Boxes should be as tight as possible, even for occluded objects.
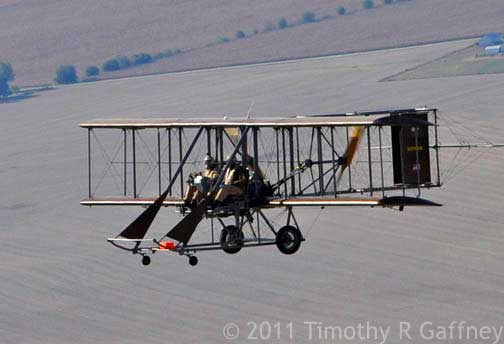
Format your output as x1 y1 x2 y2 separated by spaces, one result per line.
277 17 288 29
55 65 78 84
0 63 14 99
131 53 153 65
337 6 347 15
153 49 182 60
85 66 100 77
0 79 9 99
362 0 374 9
103 58 120 71
0 63 14 82
115 55 130 69
155 49 174 59
302 11 316 23
236 31 246 39
217 36 230 44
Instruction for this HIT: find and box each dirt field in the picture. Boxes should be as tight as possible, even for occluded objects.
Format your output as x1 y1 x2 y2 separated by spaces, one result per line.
2 0 504 85
387 43 504 80
1 39 503 343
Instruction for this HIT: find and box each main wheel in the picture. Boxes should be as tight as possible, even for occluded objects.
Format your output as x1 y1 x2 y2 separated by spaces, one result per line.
276 226 302 255
220 225 244 254
142 255 151 266
189 256 198 266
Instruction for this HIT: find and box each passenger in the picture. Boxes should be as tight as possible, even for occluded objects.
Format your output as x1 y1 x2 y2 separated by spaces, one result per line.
244 156 273 200
202 155 219 182
215 156 247 203
184 155 219 207
245 156 263 182
244 156 262 194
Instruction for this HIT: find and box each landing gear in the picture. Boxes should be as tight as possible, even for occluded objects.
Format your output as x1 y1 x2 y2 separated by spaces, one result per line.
220 225 244 254
276 225 302 255
142 255 151 266
188 255 198 266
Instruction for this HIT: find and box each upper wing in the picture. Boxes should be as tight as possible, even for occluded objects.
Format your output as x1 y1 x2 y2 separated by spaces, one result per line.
79 117 379 128
80 107 436 129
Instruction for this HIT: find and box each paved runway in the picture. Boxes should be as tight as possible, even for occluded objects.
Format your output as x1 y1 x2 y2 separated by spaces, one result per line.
1 39 503 343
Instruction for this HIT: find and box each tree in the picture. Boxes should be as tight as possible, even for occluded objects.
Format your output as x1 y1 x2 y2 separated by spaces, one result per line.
85 66 100 77
55 65 78 84
383 0 393 4
103 56 130 71
155 49 174 59
0 79 9 99
115 55 130 69
131 53 153 66
0 63 14 99
217 36 230 44
235 30 246 39
277 17 288 29
337 6 347 15
0 63 14 82
362 0 374 9
302 11 316 23
103 58 120 71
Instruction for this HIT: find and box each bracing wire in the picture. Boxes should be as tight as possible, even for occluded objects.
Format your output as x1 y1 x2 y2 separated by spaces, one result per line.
91 131 124 196
436 111 501 184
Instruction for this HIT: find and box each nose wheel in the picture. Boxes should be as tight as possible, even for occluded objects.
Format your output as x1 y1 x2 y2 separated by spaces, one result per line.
188 255 198 266
141 255 151 266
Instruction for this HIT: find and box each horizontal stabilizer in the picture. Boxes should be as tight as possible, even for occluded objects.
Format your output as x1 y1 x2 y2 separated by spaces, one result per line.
380 196 442 207
373 115 434 127
107 238 154 242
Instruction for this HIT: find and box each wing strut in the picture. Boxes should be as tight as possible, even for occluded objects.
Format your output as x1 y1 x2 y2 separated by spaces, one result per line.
117 127 204 239
161 127 250 244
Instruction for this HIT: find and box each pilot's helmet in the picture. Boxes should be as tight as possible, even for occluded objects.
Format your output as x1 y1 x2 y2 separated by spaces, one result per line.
204 154 215 168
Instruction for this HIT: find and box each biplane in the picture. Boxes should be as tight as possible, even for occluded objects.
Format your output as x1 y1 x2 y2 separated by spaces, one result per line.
80 107 444 266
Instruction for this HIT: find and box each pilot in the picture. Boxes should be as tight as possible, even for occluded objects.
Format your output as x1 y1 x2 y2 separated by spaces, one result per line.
184 154 219 207
215 156 247 203
246 156 262 181
245 156 267 197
